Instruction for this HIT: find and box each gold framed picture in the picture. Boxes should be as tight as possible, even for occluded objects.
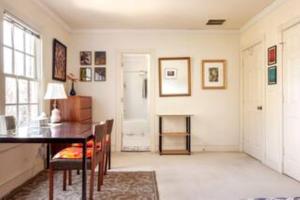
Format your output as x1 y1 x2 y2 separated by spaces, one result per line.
202 60 226 89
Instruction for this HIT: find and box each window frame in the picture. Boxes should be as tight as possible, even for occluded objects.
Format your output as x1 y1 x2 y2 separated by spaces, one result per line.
3 15 41 127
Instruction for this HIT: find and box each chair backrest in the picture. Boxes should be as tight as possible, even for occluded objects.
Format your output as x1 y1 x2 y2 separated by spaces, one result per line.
93 123 107 155
0 115 16 131
106 119 114 136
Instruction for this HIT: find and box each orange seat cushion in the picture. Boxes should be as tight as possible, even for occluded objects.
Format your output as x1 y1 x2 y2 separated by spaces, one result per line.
72 139 101 148
53 146 101 159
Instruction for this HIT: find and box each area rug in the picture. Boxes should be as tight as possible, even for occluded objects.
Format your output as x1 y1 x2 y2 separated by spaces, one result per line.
247 198 300 200
4 171 159 200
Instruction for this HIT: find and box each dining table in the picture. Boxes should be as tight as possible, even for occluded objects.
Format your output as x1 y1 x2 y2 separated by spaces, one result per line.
0 122 93 200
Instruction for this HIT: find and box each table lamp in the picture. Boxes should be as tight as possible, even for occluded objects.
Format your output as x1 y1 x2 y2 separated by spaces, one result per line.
44 83 67 123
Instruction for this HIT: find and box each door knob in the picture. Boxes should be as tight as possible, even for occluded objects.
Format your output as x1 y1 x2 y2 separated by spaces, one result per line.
257 106 263 110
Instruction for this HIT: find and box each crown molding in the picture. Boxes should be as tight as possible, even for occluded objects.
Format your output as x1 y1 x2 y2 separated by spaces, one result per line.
31 0 72 33
240 0 286 32
71 28 240 35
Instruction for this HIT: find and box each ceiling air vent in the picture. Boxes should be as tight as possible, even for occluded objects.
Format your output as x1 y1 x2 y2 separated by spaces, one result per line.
206 19 226 25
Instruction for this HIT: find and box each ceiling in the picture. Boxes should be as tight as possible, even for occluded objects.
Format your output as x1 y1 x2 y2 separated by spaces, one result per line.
36 0 275 30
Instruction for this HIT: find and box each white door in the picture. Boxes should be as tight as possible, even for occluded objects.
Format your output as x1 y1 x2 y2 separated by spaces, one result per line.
283 23 300 181
243 42 265 161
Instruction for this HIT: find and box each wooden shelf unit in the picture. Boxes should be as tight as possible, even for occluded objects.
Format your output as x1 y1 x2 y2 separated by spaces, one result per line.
158 114 192 155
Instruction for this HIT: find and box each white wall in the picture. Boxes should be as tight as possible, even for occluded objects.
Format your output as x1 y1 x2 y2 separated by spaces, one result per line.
240 0 300 172
0 0 70 197
69 30 241 152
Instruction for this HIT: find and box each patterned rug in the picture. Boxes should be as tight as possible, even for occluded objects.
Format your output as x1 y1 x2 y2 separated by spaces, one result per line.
4 171 159 200
247 198 300 200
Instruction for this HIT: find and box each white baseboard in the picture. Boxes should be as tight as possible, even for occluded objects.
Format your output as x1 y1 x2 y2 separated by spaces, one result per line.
113 144 240 152
0 162 44 199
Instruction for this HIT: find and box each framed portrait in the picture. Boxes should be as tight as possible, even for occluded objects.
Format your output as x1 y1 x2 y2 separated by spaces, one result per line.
80 67 92 82
165 68 177 79
94 67 106 81
80 51 92 65
52 39 67 82
95 51 106 65
268 45 277 65
268 66 277 85
202 60 226 89
159 57 191 97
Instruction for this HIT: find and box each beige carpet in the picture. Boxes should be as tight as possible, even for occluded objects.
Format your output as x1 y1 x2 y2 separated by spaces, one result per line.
4 171 159 200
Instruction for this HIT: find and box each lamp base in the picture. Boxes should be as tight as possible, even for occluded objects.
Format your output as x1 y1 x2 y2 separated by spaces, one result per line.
50 108 61 123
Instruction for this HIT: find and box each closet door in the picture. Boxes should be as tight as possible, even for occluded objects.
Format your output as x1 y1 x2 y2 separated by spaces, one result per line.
283 23 300 181
243 42 265 161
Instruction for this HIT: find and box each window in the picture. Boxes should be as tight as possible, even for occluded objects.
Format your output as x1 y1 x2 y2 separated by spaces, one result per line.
3 13 41 127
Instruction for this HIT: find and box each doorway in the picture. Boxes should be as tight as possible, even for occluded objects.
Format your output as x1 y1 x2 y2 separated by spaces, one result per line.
242 41 265 161
121 53 151 152
283 22 300 181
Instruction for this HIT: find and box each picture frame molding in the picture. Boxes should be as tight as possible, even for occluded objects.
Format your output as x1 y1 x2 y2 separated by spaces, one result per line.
158 57 191 97
202 59 227 90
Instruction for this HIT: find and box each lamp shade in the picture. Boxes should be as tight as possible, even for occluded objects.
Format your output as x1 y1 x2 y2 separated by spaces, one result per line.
44 83 67 100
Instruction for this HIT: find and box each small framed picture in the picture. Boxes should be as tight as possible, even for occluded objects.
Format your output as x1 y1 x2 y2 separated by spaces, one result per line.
268 45 277 66
268 66 277 85
80 67 92 82
202 60 226 89
80 51 92 65
95 51 106 65
165 68 177 79
94 67 106 81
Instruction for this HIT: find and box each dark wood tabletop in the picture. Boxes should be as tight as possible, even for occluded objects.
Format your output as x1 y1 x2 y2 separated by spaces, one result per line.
0 122 93 143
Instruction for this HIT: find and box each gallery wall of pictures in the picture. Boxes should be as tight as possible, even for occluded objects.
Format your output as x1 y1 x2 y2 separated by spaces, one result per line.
267 45 277 85
79 51 106 82
158 57 227 97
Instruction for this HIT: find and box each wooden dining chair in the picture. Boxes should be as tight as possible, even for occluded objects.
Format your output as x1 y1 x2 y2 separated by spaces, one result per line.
104 119 114 174
49 123 107 200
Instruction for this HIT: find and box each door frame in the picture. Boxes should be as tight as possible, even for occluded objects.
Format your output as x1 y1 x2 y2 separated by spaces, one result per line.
240 38 267 162
115 49 156 152
281 17 300 175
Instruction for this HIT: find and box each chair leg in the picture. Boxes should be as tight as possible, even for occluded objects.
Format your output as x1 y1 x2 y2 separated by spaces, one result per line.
97 163 102 191
89 165 95 200
104 153 108 175
49 168 54 200
108 147 111 170
77 169 80 175
68 170 72 185
63 170 67 191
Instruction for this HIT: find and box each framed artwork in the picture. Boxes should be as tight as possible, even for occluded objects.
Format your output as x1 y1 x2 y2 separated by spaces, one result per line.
268 66 277 85
52 39 67 82
202 60 226 89
165 68 177 79
159 57 191 97
95 51 106 65
94 67 106 81
268 45 277 65
80 67 92 82
80 51 92 65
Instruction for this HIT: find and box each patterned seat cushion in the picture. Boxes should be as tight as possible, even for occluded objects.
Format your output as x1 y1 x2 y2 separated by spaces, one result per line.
72 139 102 148
53 146 101 159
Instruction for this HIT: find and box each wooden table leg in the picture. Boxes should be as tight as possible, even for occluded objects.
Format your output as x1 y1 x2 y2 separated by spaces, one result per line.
82 140 87 200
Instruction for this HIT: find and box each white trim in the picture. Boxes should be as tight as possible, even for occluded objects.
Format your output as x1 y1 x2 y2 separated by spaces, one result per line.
72 29 240 35
240 0 287 33
31 0 72 33
163 145 240 152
